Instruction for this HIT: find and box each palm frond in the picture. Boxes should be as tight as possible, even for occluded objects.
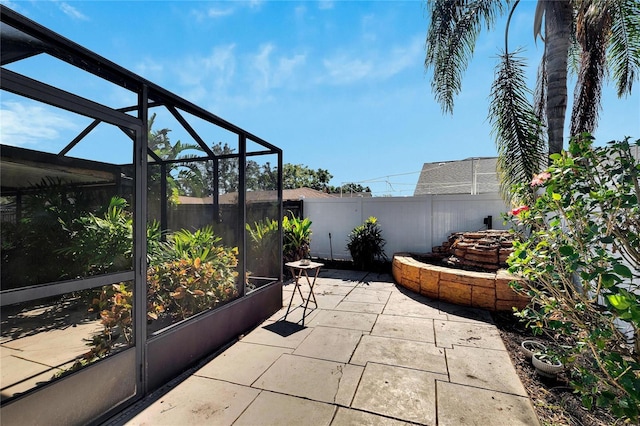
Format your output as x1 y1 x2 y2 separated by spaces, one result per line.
570 0 612 136
534 57 547 127
425 0 509 114
489 50 546 203
608 0 640 97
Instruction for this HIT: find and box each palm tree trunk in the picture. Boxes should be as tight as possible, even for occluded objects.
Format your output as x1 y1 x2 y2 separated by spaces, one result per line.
544 0 572 155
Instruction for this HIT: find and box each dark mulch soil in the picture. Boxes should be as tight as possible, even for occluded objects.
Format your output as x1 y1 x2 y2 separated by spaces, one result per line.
492 312 620 426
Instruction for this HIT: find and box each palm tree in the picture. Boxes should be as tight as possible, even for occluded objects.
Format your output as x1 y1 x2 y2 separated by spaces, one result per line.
424 0 640 200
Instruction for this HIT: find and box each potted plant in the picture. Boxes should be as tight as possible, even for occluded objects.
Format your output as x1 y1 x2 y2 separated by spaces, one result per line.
532 347 564 378
520 340 546 361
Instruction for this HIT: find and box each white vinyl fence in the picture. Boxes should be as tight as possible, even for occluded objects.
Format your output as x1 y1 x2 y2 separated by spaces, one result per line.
304 193 511 260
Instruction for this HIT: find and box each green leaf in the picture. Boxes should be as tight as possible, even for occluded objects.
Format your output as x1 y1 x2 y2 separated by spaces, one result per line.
607 294 631 310
613 263 633 278
559 245 574 256
552 193 562 201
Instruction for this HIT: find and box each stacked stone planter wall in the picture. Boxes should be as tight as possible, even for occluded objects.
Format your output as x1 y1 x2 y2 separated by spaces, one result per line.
392 253 529 311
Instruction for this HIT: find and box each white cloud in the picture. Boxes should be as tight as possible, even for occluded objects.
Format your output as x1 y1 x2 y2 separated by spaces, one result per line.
134 59 164 80
251 44 306 92
0 101 78 147
174 45 237 103
58 2 89 21
322 55 373 85
319 36 423 85
318 1 334 10
207 7 234 18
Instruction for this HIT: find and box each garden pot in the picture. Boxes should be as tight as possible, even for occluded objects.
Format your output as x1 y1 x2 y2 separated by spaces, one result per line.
532 352 563 378
520 340 547 361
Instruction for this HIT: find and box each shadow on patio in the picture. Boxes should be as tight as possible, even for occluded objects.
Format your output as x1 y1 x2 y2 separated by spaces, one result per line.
109 268 538 426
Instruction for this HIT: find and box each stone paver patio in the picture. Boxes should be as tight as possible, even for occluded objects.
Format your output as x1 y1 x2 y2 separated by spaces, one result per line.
116 269 539 425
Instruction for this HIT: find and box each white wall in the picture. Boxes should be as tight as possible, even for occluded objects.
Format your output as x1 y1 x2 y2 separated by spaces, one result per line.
304 194 509 260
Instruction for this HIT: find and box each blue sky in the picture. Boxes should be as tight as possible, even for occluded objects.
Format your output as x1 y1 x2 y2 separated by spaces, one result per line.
1 0 638 196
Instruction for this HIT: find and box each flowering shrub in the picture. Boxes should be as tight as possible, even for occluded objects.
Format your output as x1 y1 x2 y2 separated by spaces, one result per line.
507 135 639 421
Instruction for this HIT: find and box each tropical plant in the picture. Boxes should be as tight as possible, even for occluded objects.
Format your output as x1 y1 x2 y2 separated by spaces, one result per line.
246 218 280 277
507 135 639 421
282 215 312 263
147 256 239 321
424 0 640 199
346 216 387 270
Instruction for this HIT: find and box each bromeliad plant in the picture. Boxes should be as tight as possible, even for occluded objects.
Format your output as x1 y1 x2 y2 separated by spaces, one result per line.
507 135 639 421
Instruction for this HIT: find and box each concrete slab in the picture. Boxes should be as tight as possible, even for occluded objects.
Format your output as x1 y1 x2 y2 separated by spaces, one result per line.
356 279 398 291
240 321 313 349
383 291 448 320
350 335 447 374
1 366 63 401
333 363 365 407
252 354 359 404
194 342 291 386
309 310 377 332
293 326 363 363
234 391 336 426
371 315 435 343
351 362 446 425
313 294 347 310
333 301 386 314
437 381 539 426
1 322 104 367
446 346 528 396
319 269 368 281
1 351 51 385
434 320 506 350
343 288 391 304
313 283 353 296
125 376 259 425
268 304 320 324
332 407 412 425
438 301 494 325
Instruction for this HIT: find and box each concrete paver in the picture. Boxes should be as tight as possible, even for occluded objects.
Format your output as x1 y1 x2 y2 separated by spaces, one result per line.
437 381 539 426
293 326 363 363
194 342 291 386
371 314 435 343
309 310 377 331
434 320 506 350
252 354 359 404
351 335 447 374
115 268 538 426
332 407 412 425
351 362 447 425
233 391 335 426
446 345 529 396
125 376 259 425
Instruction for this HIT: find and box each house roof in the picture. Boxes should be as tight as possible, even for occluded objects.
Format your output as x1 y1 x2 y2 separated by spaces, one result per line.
177 187 335 205
414 157 500 195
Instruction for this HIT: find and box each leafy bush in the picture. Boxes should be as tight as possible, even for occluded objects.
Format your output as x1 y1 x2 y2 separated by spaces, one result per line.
507 135 639 421
246 218 280 277
283 215 312 262
346 216 387 270
148 255 239 321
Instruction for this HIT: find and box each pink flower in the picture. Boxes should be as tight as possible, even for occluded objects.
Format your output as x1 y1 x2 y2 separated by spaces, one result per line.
510 205 530 216
530 172 551 187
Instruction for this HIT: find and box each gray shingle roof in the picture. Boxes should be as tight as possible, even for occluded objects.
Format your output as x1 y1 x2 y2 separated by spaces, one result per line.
413 157 500 195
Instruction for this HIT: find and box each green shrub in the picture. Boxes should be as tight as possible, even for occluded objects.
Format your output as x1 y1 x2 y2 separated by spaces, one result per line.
507 135 639 422
346 216 387 270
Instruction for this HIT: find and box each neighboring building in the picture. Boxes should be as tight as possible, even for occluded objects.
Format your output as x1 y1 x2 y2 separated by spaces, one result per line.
414 157 500 195
177 187 336 205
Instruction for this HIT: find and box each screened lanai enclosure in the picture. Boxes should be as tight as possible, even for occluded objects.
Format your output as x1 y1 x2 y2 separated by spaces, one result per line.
0 6 283 424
